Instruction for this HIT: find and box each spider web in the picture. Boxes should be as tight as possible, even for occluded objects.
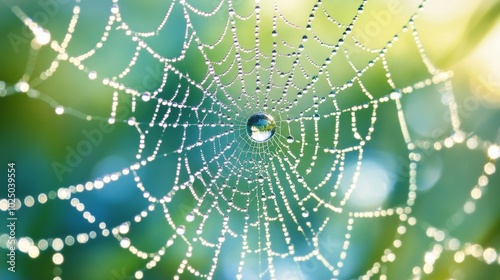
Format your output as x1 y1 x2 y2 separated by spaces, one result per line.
1 0 499 279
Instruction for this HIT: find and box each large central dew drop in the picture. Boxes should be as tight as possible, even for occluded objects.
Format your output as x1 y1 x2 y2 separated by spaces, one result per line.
246 113 276 142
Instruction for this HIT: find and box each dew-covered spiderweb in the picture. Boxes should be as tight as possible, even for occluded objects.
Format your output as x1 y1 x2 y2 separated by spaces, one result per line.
1 0 500 279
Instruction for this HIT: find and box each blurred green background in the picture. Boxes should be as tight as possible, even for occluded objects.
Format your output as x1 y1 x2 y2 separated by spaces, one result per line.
1 0 500 279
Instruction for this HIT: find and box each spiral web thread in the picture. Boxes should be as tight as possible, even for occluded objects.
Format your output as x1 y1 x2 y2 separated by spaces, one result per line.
1 0 499 279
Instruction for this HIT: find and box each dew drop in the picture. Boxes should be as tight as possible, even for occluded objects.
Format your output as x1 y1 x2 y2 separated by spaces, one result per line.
218 235 225 242
34 28 51 45
390 89 402 100
111 3 119 14
166 239 174 247
119 223 130 234
15 81 30 93
257 176 264 183
488 145 500 160
118 237 130 248
55 106 64 115
127 117 136 126
286 135 294 144
176 225 185 235
302 211 309 218
313 113 320 121
142 92 151 102
246 113 276 142
88 71 97 80
186 213 195 222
